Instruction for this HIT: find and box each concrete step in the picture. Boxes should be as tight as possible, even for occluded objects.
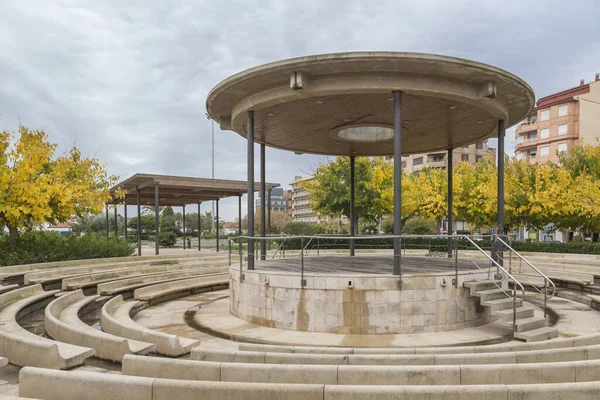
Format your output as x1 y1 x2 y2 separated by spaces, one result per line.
464 280 502 292
514 326 558 342
482 297 523 312
473 288 507 302
494 306 535 322
502 315 547 332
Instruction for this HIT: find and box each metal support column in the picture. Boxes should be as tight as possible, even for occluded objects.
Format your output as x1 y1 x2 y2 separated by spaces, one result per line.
349 156 356 256
136 189 141 256
124 203 128 241
105 204 109 241
393 90 403 276
260 144 266 260
182 204 186 250
447 148 453 258
267 189 272 235
497 119 506 268
238 194 242 247
113 206 118 239
216 199 220 252
247 110 255 270
154 182 160 256
198 202 201 251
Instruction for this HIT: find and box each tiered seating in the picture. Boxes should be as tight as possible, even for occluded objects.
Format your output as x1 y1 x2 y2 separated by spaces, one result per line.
45 290 156 362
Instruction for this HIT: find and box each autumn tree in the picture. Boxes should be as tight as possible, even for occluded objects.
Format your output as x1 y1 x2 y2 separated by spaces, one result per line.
0 126 117 250
303 157 390 230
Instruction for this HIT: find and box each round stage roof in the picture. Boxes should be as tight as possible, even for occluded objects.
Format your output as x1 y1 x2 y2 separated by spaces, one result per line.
206 52 535 156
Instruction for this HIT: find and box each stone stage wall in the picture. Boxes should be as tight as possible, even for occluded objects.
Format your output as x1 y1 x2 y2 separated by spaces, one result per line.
229 266 494 334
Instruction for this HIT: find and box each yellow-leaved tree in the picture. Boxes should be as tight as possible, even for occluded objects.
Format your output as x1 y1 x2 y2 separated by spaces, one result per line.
0 126 119 251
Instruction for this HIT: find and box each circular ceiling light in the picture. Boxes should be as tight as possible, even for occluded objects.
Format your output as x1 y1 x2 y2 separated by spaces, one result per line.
331 124 395 143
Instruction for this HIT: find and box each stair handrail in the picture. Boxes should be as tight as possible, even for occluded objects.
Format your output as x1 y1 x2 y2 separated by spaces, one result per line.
461 236 525 297
494 236 556 299
464 255 514 300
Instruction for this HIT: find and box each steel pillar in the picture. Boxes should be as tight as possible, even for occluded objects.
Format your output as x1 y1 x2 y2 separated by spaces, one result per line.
447 148 453 258
260 144 266 260
198 202 202 251
124 202 128 241
393 90 403 276
105 204 109 241
247 111 255 270
267 189 272 235
349 156 356 256
238 195 242 236
182 204 186 250
113 206 118 239
154 182 159 255
136 189 141 256
216 199 220 252
497 119 506 266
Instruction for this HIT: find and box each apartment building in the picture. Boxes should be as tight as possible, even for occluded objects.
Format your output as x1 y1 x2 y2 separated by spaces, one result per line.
398 141 496 174
515 74 600 163
255 187 287 212
289 175 318 222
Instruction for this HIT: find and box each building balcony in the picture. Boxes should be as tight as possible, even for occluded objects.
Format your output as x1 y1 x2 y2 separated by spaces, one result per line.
515 120 538 138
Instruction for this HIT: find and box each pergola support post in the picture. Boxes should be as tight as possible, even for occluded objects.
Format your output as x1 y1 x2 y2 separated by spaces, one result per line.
447 149 453 258
349 156 356 256
105 204 109 241
393 90 403 277
247 110 255 270
198 202 202 251
238 194 242 252
154 182 160 256
124 202 128 241
216 199 220 252
113 206 118 239
260 144 266 260
182 204 186 250
136 189 141 256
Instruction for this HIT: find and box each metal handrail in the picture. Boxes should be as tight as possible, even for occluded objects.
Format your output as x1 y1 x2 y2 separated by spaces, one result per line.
494 235 556 298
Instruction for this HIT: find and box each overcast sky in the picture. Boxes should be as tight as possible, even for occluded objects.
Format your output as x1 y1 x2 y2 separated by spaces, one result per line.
1 0 599 221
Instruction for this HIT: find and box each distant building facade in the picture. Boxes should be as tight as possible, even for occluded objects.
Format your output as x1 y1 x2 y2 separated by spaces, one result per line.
290 176 317 222
397 141 495 174
255 187 286 212
515 74 600 164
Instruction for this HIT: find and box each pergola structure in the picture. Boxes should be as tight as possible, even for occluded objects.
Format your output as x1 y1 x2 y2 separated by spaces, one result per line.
108 173 279 256
206 52 535 274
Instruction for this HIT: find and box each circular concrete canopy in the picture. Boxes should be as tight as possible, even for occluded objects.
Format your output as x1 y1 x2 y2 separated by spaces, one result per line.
206 52 535 156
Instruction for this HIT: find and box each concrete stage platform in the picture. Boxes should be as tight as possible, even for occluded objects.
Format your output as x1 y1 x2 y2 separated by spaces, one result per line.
254 255 481 275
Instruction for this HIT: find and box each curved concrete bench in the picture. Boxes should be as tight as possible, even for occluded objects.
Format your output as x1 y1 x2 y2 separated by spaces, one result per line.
45 290 156 362
0 285 94 369
133 275 229 304
191 344 600 365
0 253 228 284
123 354 600 385
101 295 199 356
61 261 226 291
18 366 600 400
25 258 229 288
96 270 228 295
236 333 600 354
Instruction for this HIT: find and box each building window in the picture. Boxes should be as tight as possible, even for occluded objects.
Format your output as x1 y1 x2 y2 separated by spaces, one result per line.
475 155 483 163
429 153 445 162
461 154 469 162
540 146 550 157
540 128 549 139
413 157 423 166
557 142 568 154
476 142 484 150
529 150 537 159
529 133 537 142
539 109 550 121
558 124 568 135
558 105 568 117
401 161 406 169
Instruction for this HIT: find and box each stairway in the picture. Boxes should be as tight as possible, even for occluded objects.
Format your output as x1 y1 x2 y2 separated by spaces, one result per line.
464 280 558 342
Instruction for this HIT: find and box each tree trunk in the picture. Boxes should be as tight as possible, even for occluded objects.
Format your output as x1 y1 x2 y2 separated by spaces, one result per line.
8 226 17 252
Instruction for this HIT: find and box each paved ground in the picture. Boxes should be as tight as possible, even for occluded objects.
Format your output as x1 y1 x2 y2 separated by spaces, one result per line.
256 255 481 275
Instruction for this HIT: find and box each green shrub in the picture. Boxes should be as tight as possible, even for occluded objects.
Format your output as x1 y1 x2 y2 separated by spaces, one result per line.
403 218 437 235
159 231 177 247
0 230 134 266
